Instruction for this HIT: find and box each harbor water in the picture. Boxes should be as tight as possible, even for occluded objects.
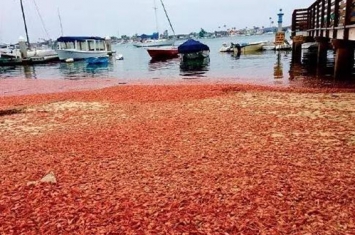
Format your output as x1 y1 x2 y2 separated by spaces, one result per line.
1 34 355 88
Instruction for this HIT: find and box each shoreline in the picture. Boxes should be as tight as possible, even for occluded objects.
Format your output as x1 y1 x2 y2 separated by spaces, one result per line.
1 77 355 98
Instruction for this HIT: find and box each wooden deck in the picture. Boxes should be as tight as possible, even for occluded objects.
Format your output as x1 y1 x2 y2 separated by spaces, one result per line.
292 0 355 40
292 0 355 77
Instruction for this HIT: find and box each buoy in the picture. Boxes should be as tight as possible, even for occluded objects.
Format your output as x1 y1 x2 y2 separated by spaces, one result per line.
65 58 74 63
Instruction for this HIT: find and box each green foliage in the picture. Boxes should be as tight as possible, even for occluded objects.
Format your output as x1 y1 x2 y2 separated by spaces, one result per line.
198 28 207 38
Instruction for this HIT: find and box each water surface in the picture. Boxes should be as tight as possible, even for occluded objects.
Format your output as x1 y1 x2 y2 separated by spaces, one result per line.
1 34 355 88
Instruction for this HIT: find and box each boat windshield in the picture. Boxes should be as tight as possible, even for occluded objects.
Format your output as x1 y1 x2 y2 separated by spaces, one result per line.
57 39 106 51
96 40 106 51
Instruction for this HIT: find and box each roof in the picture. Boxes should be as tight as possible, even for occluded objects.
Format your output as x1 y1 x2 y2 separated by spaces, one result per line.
178 39 210 54
57 36 105 42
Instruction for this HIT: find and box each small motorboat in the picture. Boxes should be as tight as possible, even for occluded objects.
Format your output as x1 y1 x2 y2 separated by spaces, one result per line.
262 41 276 50
219 42 242 53
85 56 109 65
133 38 175 48
219 43 234 52
237 41 266 53
262 40 292 51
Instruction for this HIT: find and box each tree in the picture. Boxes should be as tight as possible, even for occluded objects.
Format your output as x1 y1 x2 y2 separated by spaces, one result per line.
199 28 207 38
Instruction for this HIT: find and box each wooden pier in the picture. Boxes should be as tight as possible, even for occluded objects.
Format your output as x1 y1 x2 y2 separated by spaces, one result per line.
292 0 355 77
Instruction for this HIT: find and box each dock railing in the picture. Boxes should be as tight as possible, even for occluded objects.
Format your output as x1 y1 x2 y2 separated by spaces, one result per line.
292 0 355 40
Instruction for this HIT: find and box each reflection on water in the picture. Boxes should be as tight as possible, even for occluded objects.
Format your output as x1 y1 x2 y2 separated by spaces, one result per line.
241 51 264 56
274 52 284 80
58 60 112 80
24 66 37 79
180 57 210 77
148 58 180 71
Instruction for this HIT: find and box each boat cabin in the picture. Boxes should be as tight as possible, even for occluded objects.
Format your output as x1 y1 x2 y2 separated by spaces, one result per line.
56 36 107 52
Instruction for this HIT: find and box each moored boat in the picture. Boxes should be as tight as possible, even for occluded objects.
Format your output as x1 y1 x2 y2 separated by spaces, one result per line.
262 40 292 51
56 36 114 61
144 0 178 61
147 46 179 60
219 43 235 52
237 41 266 53
0 0 59 66
178 39 210 61
133 39 175 48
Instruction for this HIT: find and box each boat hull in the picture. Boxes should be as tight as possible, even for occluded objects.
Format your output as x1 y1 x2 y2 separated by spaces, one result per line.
147 47 179 60
133 39 175 48
0 55 59 66
240 43 264 53
180 50 210 60
56 49 109 61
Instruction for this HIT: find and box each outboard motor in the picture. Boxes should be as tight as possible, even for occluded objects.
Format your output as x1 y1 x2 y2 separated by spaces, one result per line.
234 43 241 57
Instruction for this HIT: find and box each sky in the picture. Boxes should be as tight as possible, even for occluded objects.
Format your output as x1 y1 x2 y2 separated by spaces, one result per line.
0 0 312 43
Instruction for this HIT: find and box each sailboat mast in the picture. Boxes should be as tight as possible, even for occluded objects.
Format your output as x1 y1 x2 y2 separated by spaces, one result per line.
20 0 31 49
159 0 175 36
153 0 159 37
58 8 64 36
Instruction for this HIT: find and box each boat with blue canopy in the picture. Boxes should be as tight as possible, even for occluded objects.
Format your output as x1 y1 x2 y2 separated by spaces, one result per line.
178 39 210 60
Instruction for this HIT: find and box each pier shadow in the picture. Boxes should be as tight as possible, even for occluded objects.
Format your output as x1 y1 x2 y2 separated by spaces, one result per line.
289 50 355 88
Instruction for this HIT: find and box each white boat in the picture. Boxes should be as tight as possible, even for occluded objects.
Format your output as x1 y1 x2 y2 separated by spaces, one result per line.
236 41 266 53
275 43 292 51
0 0 58 63
262 40 292 51
0 43 57 59
262 41 276 50
133 0 175 48
56 36 113 61
133 38 175 48
219 43 235 52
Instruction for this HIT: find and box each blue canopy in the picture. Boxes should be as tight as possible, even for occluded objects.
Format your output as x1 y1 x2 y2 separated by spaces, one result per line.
178 39 209 54
57 36 105 42
140 33 159 40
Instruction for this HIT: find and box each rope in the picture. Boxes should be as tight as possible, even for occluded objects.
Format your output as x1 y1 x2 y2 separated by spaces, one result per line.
159 0 175 36
32 0 51 39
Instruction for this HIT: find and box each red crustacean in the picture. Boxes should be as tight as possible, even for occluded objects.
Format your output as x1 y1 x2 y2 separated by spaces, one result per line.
0 84 355 234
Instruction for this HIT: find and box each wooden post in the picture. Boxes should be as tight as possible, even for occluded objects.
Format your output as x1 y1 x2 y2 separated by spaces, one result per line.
332 39 354 78
292 35 304 63
315 36 329 67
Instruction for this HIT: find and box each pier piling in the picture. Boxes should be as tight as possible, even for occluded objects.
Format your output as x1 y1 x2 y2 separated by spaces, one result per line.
315 37 329 67
292 0 355 79
332 39 355 78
